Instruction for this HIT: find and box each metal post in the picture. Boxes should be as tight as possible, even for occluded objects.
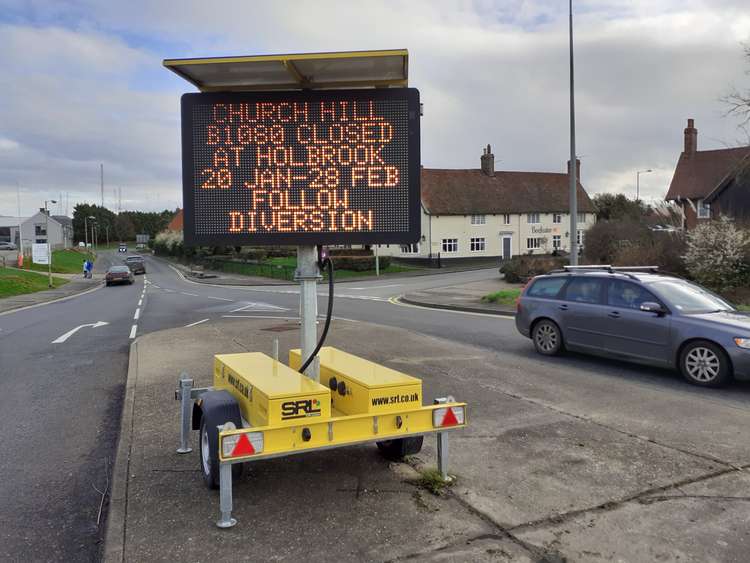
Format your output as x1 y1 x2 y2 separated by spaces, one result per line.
177 376 194 454
375 245 380 276
272 338 279 362
217 462 237 528
295 245 321 381
45 202 52 287
84 216 89 249
568 0 578 266
437 432 449 482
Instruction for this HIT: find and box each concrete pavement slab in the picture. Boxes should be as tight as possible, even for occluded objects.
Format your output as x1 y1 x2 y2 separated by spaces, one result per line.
108 317 750 562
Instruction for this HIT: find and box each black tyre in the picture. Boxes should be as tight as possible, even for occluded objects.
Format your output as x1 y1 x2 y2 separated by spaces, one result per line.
532 319 563 356
105 282 110 287
376 436 424 460
679 340 732 387
199 418 243 489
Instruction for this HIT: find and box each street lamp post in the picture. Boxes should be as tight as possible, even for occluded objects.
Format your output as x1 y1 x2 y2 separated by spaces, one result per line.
89 217 96 253
568 0 578 265
636 169 652 201
44 199 57 288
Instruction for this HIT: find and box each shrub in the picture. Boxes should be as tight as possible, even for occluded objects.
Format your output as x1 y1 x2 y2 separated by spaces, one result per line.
500 255 567 283
332 255 391 271
329 248 372 257
683 217 750 292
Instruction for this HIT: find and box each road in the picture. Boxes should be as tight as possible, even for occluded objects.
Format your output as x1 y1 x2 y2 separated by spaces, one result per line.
1 252 750 561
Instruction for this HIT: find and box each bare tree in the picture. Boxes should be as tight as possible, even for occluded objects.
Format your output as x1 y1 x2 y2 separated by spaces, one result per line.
722 44 750 140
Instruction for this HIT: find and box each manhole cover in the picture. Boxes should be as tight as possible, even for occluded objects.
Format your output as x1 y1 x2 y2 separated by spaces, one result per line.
261 325 299 332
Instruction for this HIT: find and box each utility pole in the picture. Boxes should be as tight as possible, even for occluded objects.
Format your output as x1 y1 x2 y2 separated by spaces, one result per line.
16 182 23 267
568 0 579 265
44 199 57 287
100 163 104 208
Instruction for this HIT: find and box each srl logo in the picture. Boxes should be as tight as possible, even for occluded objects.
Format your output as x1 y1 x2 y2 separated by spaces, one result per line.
281 398 321 420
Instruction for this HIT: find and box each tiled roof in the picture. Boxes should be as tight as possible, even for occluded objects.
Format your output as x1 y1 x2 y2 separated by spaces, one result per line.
665 147 750 201
420 168 595 215
167 209 183 231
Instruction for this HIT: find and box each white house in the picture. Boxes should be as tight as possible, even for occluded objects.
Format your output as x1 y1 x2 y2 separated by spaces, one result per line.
1 211 74 251
377 146 596 262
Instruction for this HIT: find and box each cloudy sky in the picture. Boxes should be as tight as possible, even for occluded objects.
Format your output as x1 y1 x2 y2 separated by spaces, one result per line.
1 0 749 217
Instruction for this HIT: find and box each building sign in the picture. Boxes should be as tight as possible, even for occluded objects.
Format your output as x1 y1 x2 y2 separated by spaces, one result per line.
180 89 421 245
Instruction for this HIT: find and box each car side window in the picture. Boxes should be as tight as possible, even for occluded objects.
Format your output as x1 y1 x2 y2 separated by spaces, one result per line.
563 277 605 304
607 280 659 310
527 278 567 299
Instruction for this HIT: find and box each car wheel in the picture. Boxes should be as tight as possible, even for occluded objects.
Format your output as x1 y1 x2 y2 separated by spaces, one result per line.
532 319 563 356
679 340 731 387
105 282 110 287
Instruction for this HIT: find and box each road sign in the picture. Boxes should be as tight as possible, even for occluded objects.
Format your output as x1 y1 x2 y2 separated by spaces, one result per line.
180 88 421 246
32 243 49 265
136 234 150 244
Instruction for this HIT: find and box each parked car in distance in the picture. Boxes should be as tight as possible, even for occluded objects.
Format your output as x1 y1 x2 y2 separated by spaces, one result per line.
105 265 134 286
0 242 17 250
515 265 750 388
118 243 128 253
124 255 146 274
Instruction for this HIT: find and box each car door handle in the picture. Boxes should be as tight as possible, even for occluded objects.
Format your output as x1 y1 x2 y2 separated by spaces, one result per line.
608 311 621 319
558 304 569 311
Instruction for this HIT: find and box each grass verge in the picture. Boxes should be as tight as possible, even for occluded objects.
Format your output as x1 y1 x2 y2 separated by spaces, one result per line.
0 267 68 298
265 256 418 279
481 288 521 305
23 249 95 274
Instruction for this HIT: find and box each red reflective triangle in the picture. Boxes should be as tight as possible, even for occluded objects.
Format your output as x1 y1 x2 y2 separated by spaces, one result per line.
231 433 255 457
441 407 459 427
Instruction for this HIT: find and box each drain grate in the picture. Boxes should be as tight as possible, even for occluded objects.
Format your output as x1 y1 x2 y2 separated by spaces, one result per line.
261 324 299 332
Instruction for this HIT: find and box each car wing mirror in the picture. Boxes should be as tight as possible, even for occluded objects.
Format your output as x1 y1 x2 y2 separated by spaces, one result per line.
640 301 666 315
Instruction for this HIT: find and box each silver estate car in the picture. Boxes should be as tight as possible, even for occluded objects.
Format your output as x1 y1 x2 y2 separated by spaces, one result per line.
515 266 750 387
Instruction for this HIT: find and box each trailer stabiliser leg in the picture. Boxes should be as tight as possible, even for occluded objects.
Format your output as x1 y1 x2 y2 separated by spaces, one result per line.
437 431 450 482
217 462 237 528
176 376 194 454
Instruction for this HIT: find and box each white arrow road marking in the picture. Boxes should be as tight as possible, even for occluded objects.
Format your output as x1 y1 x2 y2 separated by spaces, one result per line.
52 321 109 344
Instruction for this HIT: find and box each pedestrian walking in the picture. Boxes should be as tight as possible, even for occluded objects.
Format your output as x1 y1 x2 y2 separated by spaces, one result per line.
85 259 93 279
82 259 88 278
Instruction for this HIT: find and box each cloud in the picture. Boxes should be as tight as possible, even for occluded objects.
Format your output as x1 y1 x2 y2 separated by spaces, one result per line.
0 0 749 217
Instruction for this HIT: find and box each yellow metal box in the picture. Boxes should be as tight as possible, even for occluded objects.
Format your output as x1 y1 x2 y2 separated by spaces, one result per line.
214 353 331 427
289 347 422 416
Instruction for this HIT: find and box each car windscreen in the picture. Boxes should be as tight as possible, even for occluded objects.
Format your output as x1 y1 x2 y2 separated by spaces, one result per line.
108 266 130 273
125 257 143 262
648 280 734 314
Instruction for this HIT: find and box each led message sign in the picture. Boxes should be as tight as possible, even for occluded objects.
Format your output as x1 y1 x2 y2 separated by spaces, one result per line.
181 89 421 246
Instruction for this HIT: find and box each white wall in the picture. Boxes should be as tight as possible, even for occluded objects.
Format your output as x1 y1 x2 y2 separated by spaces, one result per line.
377 211 594 259
20 212 67 251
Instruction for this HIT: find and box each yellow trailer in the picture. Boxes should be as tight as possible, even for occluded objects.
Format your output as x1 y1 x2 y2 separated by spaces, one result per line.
176 346 467 528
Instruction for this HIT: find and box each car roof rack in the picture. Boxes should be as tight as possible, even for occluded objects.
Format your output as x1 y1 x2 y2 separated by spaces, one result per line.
547 265 660 281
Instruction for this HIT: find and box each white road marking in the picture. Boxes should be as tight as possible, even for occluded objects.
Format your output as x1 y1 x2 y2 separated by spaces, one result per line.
184 318 210 328
52 321 109 344
230 302 288 313
133 308 140 320
347 284 402 290
129 324 137 339
138 299 142 307
181 292 199 297
207 296 233 301
153 285 161 289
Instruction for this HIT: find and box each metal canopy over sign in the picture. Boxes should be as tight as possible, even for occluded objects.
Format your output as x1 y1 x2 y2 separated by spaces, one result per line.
164 49 408 92
180 88 421 246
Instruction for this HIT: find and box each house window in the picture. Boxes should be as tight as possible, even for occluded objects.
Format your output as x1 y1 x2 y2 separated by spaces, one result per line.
553 235 561 249
527 213 540 224
577 213 586 223
470 214 486 225
35 225 47 236
553 213 562 224
527 237 544 250
441 238 458 253
35 239 46 244
400 243 419 254
697 199 710 219
502 214 511 225
470 237 486 252
577 230 584 247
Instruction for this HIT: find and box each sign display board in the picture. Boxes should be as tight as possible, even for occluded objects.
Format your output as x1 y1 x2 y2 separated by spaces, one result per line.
180 88 420 245
32 243 49 265
136 234 150 244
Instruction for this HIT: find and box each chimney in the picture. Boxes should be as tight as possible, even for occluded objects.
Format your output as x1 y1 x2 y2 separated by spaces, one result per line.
684 118 697 155
480 144 495 177
567 158 581 180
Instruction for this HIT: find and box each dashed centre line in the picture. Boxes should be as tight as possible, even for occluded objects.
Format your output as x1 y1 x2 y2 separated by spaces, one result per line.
129 324 137 339
133 308 140 320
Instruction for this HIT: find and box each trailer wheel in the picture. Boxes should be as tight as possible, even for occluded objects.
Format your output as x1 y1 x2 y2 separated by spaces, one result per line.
196 390 245 490
376 436 424 460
